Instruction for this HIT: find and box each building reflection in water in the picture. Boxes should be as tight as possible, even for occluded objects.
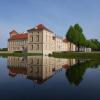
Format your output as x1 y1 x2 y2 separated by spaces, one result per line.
7 56 77 84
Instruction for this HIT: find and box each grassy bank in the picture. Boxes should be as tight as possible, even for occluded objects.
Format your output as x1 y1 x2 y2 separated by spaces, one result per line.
0 51 100 59
50 52 100 59
0 52 43 57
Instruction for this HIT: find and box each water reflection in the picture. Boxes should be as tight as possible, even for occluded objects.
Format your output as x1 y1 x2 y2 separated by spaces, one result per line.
66 60 100 86
7 56 100 86
0 56 100 100
7 56 76 84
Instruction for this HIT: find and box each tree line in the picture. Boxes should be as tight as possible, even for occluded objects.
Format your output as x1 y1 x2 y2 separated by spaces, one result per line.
66 24 100 51
0 48 8 51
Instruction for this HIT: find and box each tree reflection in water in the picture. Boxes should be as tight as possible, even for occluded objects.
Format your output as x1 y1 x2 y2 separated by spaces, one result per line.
65 59 100 86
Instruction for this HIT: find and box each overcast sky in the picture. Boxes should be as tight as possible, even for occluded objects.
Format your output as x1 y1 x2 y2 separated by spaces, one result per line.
0 0 100 48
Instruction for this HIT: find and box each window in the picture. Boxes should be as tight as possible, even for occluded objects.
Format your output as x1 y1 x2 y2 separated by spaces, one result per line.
36 44 39 50
30 35 33 42
31 37 33 42
52 36 56 40
36 35 39 42
30 45 33 50
24 40 26 44
30 59 33 64
36 59 39 64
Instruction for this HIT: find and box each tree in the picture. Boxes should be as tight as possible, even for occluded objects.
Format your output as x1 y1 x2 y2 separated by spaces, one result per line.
74 24 86 51
66 26 77 51
66 24 86 51
66 26 77 42
0 48 8 51
90 39 100 51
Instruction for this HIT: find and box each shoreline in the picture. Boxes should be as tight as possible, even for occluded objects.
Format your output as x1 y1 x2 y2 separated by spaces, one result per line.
0 51 43 57
0 51 100 59
50 52 100 59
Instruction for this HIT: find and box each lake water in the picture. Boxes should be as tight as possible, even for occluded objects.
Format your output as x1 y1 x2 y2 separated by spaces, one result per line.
0 56 100 100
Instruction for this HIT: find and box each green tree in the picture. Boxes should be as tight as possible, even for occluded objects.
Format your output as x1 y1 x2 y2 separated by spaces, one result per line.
74 24 86 51
90 39 100 51
66 24 86 51
66 26 77 51
0 48 8 51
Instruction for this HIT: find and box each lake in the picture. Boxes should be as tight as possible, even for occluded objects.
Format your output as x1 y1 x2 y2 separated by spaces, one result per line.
0 56 100 100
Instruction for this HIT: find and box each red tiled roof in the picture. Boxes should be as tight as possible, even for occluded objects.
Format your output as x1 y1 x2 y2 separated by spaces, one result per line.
27 24 53 33
9 33 28 40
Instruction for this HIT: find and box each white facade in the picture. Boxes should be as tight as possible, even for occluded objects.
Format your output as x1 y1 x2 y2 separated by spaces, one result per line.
8 24 76 55
8 30 28 52
8 39 28 52
27 24 76 55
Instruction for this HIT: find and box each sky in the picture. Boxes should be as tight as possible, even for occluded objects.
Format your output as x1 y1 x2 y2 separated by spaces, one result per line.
0 0 100 48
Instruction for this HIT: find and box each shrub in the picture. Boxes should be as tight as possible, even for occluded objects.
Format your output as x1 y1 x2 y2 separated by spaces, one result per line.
14 51 23 53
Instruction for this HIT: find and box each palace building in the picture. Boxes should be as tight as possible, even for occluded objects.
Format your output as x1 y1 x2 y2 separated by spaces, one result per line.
8 24 76 55
8 30 28 52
